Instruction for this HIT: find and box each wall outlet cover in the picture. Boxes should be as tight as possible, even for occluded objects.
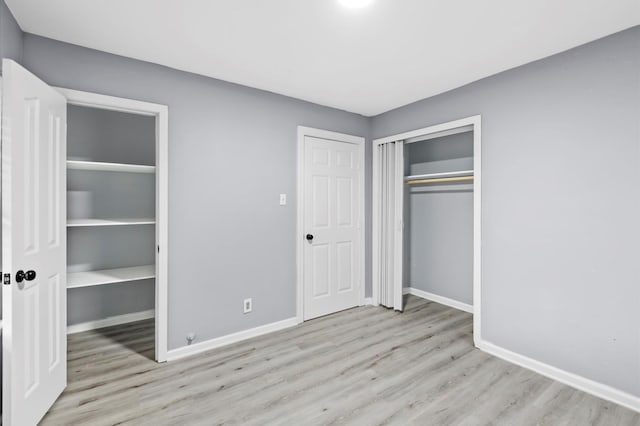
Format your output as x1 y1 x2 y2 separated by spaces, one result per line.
243 298 253 313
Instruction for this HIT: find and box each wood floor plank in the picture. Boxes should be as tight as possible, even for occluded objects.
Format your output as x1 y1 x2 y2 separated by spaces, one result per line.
41 296 640 425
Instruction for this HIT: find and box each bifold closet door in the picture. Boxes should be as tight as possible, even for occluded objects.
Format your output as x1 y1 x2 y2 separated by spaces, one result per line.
375 141 404 311
2 59 68 426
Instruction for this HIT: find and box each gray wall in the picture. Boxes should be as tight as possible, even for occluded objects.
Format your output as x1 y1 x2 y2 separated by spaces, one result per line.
0 0 22 72
21 34 371 349
68 281 155 325
404 132 473 305
373 26 640 396
68 104 156 165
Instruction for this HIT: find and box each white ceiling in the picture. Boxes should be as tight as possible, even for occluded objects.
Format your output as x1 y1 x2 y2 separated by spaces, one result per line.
7 0 640 116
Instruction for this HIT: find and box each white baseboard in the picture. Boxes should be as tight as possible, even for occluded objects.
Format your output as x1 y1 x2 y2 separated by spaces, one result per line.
166 317 299 361
403 287 473 313
67 309 155 334
477 339 640 414
405 286 640 413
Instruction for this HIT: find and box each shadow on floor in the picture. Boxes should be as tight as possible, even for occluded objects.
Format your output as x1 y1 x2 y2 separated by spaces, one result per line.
84 318 156 361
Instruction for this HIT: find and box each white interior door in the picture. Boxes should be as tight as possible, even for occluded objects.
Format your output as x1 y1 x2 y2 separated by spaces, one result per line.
303 135 362 320
2 59 67 426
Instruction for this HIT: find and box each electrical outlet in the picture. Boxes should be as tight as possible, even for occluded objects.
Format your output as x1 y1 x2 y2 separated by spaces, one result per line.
243 298 252 314
279 194 287 206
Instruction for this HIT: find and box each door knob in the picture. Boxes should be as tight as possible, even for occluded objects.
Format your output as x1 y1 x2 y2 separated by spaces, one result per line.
16 270 36 283
306 234 314 241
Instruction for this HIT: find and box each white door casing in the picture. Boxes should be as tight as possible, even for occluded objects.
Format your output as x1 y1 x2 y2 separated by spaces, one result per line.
2 59 67 425
372 115 481 344
55 87 169 362
299 128 364 321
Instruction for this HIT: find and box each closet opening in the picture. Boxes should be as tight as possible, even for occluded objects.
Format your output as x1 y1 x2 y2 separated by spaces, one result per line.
373 116 481 345
59 88 169 362
404 127 474 311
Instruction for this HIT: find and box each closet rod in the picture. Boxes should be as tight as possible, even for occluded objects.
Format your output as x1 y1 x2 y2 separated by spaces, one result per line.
406 176 474 185
404 169 473 181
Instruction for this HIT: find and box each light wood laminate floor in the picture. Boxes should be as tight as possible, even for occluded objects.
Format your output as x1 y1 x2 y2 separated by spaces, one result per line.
42 296 640 425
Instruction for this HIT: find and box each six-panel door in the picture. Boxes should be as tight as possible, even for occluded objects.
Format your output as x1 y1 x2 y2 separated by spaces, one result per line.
303 135 361 320
2 59 67 426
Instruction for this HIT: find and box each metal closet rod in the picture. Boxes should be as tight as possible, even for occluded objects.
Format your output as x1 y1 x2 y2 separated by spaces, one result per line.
406 176 474 185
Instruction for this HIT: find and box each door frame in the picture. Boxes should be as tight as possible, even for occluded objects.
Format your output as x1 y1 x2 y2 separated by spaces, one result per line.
372 115 482 346
55 87 169 362
296 126 365 323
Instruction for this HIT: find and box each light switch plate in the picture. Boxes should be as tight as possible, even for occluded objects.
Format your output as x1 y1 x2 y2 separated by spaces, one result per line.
279 194 287 205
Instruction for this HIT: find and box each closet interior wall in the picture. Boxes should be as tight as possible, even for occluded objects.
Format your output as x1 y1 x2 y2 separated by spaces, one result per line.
404 131 474 305
67 105 156 326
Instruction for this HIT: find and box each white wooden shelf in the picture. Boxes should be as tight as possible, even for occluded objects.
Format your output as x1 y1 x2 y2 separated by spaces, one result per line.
67 218 156 227
404 169 474 181
67 265 155 289
67 160 155 173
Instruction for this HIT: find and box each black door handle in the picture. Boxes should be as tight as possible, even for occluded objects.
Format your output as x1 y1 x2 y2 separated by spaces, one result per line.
306 234 314 241
16 270 36 283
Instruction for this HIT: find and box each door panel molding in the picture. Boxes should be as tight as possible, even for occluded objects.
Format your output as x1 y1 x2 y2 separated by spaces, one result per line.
2 59 68 426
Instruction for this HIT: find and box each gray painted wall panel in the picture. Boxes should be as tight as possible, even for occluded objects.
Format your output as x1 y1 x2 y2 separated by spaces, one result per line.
68 105 156 165
21 34 370 349
0 0 22 70
404 132 473 305
373 26 640 396
67 170 155 221
67 226 155 272
67 280 155 325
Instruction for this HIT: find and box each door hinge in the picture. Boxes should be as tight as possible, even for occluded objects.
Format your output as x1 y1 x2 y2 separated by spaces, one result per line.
157 245 160 253
4 273 10 285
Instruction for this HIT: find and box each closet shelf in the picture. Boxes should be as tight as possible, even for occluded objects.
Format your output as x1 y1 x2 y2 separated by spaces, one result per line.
405 169 474 185
67 218 156 227
67 160 155 173
67 265 155 289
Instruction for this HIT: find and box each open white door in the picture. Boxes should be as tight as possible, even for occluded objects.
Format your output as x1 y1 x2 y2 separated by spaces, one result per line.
2 59 67 426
